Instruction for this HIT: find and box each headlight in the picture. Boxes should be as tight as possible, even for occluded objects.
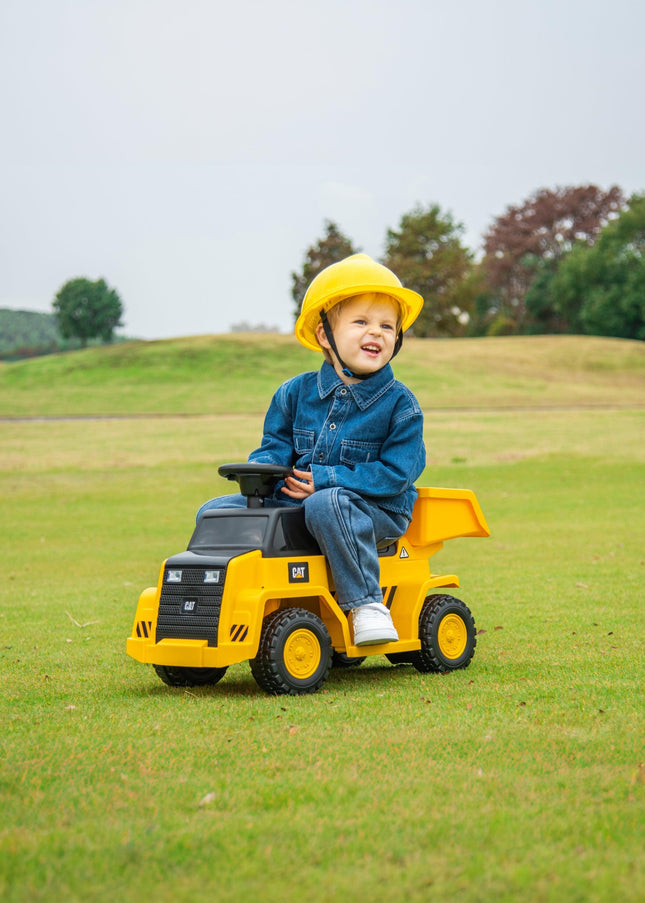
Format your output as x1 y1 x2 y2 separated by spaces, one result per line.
166 569 182 583
204 570 220 584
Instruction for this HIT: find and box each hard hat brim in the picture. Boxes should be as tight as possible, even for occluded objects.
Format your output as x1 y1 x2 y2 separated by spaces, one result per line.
295 284 424 352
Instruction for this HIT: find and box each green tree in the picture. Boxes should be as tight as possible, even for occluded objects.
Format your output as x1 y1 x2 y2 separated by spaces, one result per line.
291 221 359 322
522 254 581 335
524 263 563 334
549 195 645 340
383 204 475 337
53 277 124 347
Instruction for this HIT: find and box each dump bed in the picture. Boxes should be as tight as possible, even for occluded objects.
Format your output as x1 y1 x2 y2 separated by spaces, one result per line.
404 487 490 548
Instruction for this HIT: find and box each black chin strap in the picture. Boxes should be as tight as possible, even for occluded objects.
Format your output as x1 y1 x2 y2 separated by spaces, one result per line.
320 310 403 381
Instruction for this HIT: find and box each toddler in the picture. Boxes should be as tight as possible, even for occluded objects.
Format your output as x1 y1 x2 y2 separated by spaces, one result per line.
197 254 425 645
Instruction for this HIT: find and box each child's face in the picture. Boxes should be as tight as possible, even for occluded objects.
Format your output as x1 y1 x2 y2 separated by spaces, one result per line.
316 293 400 381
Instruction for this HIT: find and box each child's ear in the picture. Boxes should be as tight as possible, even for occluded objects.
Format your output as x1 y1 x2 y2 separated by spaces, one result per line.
315 321 331 350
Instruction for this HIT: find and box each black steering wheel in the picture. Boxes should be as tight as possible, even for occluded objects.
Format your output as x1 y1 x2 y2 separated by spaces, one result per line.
218 462 292 507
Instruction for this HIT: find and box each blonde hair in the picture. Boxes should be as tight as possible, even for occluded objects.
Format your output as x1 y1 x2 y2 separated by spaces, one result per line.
323 292 402 331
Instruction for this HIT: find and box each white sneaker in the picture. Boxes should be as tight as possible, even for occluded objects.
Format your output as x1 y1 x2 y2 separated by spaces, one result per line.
351 602 399 646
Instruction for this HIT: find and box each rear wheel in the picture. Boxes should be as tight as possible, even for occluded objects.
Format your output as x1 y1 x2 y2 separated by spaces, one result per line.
153 664 228 687
332 651 366 668
250 608 332 695
411 594 476 673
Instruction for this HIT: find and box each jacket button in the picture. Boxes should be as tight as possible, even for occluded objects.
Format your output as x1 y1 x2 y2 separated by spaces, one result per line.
329 423 336 430
318 454 324 461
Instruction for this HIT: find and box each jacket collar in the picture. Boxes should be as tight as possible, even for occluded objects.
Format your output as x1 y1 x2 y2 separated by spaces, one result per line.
317 360 396 410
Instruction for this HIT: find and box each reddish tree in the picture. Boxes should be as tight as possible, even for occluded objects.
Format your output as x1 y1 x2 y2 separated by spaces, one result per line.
482 185 625 330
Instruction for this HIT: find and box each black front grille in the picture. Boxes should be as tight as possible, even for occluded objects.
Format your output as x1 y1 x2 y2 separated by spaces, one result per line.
156 566 226 645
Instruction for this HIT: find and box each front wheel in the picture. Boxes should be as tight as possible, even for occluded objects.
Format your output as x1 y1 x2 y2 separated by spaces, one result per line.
411 594 476 673
153 664 228 687
250 608 332 696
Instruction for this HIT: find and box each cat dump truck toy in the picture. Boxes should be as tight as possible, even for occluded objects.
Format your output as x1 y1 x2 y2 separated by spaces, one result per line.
127 463 490 696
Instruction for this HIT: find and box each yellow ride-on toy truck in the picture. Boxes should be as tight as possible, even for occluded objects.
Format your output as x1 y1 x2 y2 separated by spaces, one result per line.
127 463 489 695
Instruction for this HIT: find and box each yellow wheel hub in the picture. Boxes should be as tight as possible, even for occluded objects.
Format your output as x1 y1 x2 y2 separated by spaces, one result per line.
284 629 321 679
437 613 468 660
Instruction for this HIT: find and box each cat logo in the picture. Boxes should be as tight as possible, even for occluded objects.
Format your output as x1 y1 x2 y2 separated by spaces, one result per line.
288 562 310 584
399 546 409 559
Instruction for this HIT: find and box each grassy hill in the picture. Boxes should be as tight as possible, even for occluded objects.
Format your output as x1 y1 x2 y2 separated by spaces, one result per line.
0 332 643 417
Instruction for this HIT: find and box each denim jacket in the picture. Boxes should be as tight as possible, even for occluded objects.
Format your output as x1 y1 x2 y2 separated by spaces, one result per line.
249 360 426 518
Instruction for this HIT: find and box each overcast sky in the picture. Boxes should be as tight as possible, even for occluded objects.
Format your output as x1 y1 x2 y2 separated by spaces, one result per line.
1 0 643 340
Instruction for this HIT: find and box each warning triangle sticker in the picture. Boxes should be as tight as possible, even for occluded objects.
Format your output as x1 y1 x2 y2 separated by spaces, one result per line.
399 546 409 559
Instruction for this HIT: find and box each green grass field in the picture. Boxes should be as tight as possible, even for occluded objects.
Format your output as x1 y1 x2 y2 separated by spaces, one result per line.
1 335 644 902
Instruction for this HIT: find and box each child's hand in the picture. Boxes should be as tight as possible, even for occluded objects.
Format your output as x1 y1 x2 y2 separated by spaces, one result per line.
281 468 315 499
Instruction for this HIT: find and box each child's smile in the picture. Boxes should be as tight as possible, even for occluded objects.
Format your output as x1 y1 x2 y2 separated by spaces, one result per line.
362 341 384 358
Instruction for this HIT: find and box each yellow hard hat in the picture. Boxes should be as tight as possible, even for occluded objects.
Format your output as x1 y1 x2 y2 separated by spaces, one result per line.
294 253 424 352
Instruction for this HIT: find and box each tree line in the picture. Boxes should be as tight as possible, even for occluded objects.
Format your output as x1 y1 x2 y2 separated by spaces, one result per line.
291 185 645 341
4 183 642 359
0 308 61 359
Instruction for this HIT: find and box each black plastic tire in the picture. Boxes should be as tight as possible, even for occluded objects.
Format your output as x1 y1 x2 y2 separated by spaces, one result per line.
411 594 477 673
250 608 332 696
332 651 366 668
153 664 228 687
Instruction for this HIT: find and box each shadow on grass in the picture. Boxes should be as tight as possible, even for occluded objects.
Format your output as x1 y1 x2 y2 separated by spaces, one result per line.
122 658 426 700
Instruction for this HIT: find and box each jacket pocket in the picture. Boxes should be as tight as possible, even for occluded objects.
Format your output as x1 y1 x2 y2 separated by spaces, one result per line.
294 429 315 454
340 439 381 465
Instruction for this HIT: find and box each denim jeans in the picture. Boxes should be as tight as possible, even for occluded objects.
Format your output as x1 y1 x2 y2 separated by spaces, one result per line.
196 488 409 611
